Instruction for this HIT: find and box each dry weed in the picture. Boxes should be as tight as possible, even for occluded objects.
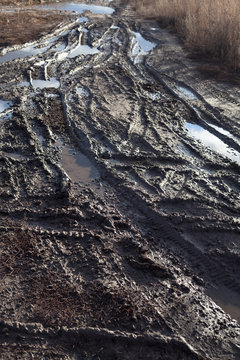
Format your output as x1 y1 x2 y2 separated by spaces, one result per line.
135 0 240 70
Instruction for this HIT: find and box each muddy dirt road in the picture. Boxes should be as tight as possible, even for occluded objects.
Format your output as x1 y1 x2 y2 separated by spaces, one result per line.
0 0 240 359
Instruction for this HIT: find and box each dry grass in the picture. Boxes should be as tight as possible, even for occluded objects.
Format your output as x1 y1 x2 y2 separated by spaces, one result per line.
135 0 240 71
0 10 72 47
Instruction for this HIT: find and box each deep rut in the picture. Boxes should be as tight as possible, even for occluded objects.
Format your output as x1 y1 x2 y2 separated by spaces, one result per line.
0 0 240 359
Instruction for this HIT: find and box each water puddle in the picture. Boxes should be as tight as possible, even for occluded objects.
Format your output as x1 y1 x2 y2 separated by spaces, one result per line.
19 81 30 87
76 86 89 96
78 16 89 23
40 2 114 15
186 122 240 165
53 42 67 53
32 77 60 89
68 44 99 58
176 86 197 99
0 43 51 64
0 99 12 113
58 140 99 183
207 286 240 323
209 123 240 146
131 31 156 63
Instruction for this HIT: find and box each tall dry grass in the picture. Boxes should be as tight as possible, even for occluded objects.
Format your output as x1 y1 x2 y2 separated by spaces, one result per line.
135 0 240 71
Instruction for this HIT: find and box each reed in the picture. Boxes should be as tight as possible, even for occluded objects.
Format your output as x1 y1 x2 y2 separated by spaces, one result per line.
135 0 240 71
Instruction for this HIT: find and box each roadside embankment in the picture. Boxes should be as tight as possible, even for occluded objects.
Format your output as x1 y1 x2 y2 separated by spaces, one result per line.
135 0 240 72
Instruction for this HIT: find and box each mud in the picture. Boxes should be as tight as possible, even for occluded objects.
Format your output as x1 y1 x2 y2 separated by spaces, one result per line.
0 0 240 359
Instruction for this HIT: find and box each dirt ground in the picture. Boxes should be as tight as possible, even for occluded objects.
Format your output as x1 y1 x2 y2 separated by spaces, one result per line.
0 10 73 46
0 0 240 359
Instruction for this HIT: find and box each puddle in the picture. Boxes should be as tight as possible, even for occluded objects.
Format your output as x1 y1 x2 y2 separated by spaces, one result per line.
207 286 240 323
131 31 156 63
209 124 240 146
53 42 67 53
0 43 51 64
19 81 30 87
40 2 114 15
68 44 99 58
59 141 99 183
186 122 240 165
32 77 60 89
78 16 89 23
176 86 197 99
57 52 69 61
76 86 89 96
0 100 12 113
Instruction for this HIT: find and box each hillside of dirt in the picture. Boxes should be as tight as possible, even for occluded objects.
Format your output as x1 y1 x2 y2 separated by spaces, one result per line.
0 0 240 359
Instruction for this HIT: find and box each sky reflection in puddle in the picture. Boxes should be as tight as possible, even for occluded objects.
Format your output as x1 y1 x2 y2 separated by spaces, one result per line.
176 86 197 99
0 43 51 64
209 123 240 146
32 77 60 89
186 122 240 164
68 44 99 57
0 99 12 113
41 2 114 15
131 31 156 63
76 86 89 96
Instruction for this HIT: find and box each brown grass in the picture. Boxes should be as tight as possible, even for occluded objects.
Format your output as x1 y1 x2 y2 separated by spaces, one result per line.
135 0 240 71
0 10 72 47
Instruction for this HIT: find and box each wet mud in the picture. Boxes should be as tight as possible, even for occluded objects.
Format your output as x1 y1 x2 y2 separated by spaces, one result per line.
0 0 240 359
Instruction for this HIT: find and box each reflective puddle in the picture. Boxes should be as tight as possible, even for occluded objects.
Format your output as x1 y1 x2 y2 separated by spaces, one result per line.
0 99 12 113
176 86 197 99
186 122 240 165
209 123 240 146
76 86 89 96
32 77 60 89
78 16 89 23
59 141 99 183
0 43 51 64
40 2 114 15
53 42 66 53
68 44 99 58
131 31 156 63
19 81 30 87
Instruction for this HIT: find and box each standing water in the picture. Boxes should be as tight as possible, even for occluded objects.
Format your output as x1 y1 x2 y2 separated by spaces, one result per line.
186 122 240 165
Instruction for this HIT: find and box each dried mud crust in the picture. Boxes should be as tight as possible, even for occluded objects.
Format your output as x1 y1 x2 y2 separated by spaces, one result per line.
0 0 240 359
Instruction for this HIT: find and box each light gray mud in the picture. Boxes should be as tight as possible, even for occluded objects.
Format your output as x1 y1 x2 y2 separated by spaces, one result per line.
0 1 240 359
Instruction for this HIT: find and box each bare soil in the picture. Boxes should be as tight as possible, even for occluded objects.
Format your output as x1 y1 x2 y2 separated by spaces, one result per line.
0 0 240 359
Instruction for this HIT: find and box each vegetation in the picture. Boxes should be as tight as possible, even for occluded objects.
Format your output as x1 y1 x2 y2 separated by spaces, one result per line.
135 0 240 71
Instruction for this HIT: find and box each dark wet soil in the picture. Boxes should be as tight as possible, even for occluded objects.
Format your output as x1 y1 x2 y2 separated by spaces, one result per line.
0 0 240 359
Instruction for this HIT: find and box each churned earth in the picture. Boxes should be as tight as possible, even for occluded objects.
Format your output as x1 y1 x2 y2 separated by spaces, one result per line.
0 0 240 359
